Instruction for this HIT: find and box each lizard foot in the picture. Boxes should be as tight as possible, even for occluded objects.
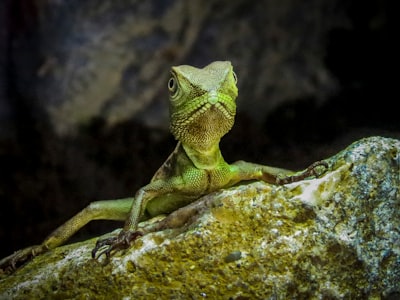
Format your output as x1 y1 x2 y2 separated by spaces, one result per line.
276 161 329 185
0 245 47 273
91 230 143 260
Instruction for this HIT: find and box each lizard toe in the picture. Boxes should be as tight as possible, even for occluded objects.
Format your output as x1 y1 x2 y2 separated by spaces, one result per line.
92 230 143 260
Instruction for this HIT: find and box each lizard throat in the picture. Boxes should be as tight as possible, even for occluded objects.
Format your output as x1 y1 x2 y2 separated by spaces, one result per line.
170 103 235 151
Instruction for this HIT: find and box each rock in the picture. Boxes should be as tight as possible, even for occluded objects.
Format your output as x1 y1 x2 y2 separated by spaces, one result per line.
0 136 399 299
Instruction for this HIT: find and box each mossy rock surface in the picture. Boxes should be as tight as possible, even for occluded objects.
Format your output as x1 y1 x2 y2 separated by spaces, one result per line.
0 136 399 299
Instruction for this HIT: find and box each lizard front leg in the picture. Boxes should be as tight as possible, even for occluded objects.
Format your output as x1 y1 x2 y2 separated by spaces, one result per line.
230 160 329 185
91 177 188 260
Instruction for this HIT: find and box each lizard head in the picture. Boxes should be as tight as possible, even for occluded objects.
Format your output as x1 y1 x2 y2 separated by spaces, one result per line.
168 61 238 151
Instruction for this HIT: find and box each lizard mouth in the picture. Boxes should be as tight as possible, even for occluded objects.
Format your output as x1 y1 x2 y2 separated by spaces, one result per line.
170 93 236 148
171 92 236 128
189 101 234 123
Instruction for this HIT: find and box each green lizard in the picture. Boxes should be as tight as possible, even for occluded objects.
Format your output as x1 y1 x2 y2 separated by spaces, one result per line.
0 61 327 271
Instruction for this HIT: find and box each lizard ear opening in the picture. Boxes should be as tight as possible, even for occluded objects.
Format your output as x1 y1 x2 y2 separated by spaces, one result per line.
232 71 238 84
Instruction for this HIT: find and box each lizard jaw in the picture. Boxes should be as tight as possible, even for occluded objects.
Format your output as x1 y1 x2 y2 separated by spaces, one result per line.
170 93 236 151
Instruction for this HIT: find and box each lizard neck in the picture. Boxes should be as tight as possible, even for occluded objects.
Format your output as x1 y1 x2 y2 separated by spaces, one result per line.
182 142 225 170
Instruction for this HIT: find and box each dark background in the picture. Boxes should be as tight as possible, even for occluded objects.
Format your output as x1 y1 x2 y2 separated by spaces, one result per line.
0 0 398 259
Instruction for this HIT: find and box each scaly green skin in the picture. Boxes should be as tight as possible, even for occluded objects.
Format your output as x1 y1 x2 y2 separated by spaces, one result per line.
0 61 327 270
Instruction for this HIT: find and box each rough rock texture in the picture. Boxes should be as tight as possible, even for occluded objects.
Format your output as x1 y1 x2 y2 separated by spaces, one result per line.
0 136 399 299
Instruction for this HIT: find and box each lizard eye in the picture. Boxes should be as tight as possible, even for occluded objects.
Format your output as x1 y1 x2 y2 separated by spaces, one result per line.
232 72 238 84
168 77 178 95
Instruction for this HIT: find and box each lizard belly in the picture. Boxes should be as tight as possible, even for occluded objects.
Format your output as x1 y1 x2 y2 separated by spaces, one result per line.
145 193 198 217
145 162 233 218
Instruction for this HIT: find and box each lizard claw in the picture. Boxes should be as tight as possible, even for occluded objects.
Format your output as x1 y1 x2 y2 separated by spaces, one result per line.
91 230 143 260
277 161 329 185
302 161 329 178
0 245 47 273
